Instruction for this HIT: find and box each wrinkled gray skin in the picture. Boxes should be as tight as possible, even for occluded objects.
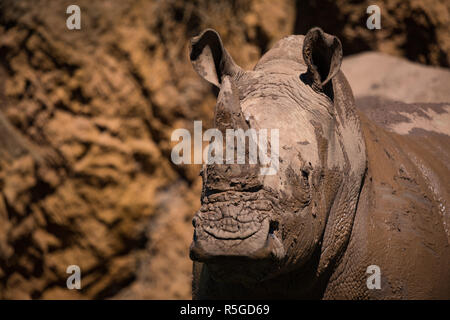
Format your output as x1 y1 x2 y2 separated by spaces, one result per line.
189 28 450 299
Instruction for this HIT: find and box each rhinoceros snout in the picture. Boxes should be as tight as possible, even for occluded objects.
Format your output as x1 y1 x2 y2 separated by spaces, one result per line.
189 216 285 264
190 188 285 266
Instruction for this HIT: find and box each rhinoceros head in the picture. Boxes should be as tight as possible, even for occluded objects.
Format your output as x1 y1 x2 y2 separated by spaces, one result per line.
189 28 366 283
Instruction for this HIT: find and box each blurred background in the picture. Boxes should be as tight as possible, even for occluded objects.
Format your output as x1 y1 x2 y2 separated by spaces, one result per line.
0 0 449 299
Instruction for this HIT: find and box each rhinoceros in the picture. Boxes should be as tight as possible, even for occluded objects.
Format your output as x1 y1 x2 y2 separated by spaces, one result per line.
188 28 450 299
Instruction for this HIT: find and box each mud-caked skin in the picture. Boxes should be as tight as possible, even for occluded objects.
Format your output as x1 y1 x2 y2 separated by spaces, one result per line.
188 28 450 299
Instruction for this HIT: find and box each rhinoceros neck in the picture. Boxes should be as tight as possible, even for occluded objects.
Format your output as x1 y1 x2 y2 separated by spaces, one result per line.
323 111 450 299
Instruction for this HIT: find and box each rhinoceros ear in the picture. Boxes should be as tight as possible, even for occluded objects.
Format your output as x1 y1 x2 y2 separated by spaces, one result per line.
302 28 343 91
189 29 242 88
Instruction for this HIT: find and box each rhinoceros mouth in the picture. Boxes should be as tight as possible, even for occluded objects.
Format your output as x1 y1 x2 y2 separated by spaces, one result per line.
190 190 285 263
203 217 262 240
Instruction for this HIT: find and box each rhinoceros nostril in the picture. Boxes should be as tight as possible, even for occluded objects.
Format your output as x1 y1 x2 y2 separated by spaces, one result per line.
301 169 310 189
269 220 279 234
301 169 309 180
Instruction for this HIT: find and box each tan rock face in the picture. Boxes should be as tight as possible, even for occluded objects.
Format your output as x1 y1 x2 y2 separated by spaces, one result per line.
342 52 450 103
0 0 295 300
0 0 448 299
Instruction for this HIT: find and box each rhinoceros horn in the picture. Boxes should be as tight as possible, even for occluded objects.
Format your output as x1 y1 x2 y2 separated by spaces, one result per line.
214 76 248 132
